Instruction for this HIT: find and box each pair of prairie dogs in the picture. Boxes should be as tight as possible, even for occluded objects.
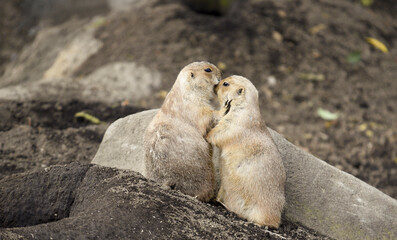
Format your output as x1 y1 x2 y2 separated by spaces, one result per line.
144 62 286 228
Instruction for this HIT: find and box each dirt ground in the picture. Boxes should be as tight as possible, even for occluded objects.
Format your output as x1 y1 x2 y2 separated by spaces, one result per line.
0 0 396 238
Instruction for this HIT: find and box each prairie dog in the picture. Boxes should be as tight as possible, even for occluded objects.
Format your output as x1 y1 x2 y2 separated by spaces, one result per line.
207 75 286 228
144 62 221 202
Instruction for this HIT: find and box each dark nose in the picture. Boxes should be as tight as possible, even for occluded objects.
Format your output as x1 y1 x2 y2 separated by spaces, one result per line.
213 83 219 94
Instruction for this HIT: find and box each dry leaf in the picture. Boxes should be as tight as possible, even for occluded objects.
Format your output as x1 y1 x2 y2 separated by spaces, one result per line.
365 130 374 137
217 62 227 71
324 121 337 128
90 16 107 29
310 24 326 35
303 133 313 139
121 99 129 107
369 121 380 129
277 10 287 18
366 37 388 53
358 123 367 131
156 90 168 99
312 50 321 58
272 31 283 42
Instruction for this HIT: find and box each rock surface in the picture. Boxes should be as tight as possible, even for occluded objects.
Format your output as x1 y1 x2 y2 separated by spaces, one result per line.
0 163 328 240
93 110 397 240
92 109 157 173
0 16 161 105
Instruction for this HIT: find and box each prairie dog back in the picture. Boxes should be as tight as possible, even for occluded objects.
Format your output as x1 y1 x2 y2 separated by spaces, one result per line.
144 62 221 202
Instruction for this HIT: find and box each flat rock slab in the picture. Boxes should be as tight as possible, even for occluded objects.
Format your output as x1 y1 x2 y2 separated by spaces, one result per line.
0 163 328 240
92 109 397 240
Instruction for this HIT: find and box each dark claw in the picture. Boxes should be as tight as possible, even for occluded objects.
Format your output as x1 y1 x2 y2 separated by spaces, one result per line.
224 100 232 115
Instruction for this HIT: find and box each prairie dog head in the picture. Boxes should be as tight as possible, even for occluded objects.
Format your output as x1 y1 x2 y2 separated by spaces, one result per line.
215 75 259 114
176 61 221 98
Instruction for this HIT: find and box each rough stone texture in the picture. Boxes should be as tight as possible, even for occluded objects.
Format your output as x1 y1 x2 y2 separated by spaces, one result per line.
79 62 161 104
92 109 157 172
270 128 397 240
107 0 146 12
0 18 89 88
0 16 161 105
0 162 90 228
0 61 161 105
92 109 397 240
42 29 103 80
0 163 326 240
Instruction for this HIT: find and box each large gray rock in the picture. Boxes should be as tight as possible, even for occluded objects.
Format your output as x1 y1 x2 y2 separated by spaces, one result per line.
92 109 157 172
92 109 397 240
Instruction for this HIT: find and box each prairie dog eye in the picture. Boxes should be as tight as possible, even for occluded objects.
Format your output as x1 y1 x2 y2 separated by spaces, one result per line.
204 68 212 72
223 82 229 86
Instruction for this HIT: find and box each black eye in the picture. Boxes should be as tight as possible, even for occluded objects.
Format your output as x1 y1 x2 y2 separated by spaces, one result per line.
223 82 229 86
204 68 212 72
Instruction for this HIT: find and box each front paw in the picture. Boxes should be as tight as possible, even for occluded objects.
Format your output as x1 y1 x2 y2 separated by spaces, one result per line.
195 190 214 202
206 131 215 145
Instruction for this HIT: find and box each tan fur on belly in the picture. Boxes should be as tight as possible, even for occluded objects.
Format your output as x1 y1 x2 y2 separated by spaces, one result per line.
207 75 286 228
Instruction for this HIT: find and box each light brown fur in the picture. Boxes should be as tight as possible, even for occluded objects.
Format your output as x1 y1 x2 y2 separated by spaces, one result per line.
144 62 221 201
207 75 286 228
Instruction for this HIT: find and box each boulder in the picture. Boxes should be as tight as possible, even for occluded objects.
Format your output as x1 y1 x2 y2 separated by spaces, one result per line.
0 163 324 239
92 109 397 240
92 109 157 172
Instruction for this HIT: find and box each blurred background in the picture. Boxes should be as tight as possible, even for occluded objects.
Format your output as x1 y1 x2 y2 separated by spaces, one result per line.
0 0 396 199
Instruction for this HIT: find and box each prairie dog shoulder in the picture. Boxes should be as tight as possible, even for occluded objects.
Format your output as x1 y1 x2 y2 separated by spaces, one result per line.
207 75 286 228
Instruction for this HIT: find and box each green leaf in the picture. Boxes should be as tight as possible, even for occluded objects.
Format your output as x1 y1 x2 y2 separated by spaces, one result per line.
361 0 373 7
317 108 339 121
299 73 325 81
347 51 361 63
74 112 103 124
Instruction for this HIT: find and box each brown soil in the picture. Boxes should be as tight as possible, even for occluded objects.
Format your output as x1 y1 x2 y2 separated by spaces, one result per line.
0 100 144 179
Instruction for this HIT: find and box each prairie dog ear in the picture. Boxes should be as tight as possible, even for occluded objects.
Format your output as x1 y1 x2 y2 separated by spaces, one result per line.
237 87 244 95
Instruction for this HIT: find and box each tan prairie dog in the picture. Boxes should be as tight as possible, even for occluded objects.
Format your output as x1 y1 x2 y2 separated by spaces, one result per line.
206 75 286 228
144 61 221 202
